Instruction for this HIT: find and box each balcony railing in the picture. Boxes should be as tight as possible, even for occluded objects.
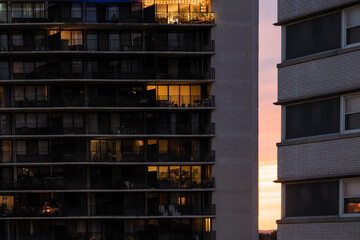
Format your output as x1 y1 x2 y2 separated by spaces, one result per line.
155 12 215 24
146 40 215 52
2 150 215 163
4 10 215 24
6 39 214 52
0 177 214 191
15 231 216 240
0 204 215 217
1 123 215 136
9 68 215 80
0 178 87 190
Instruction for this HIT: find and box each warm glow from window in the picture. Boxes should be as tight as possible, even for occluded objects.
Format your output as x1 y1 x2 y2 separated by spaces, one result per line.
347 203 360 213
148 166 157 173
178 196 186 205
205 218 211 232
136 140 144 147
0 196 14 210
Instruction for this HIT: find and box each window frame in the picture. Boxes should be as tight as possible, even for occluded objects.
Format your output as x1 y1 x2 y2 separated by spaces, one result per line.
341 93 360 134
283 180 341 219
11 2 45 20
343 6 360 48
339 178 360 217
281 5 360 61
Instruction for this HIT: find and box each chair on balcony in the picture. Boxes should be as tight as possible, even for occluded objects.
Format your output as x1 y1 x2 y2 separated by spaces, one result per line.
124 181 133 189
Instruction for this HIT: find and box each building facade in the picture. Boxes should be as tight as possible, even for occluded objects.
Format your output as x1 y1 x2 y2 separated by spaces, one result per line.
277 0 360 239
0 0 258 239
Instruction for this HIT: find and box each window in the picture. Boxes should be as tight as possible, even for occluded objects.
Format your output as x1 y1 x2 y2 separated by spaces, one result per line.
11 3 22 18
62 113 84 128
61 31 83 46
147 85 202 107
12 31 23 46
285 98 340 139
34 3 44 18
71 3 82 18
343 180 360 214
86 3 96 22
16 140 48 156
14 86 47 102
0 140 12 163
72 59 83 73
109 32 120 51
86 32 97 51
0 3 6 23
23 3 33 18
346 7 360 45
0 61 9 79
11 3 44 19
15 113 47 128
107 3 119 21
12 60 45 76
286 12 342 59
344 94 360 131
285 181 339 217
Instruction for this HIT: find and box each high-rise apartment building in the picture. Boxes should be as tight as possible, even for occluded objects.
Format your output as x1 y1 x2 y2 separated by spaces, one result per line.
277 1 360 239
0 1 258 239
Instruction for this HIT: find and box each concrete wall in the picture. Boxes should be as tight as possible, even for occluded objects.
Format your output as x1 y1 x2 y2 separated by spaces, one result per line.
278 136 360 180
278 222 360 240
211 0 258 239
278 50 360 102
278 0 357 22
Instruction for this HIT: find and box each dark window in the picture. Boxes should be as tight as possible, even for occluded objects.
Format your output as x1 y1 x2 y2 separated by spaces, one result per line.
285 181 339 217
286 98 340 139
286 13 341 59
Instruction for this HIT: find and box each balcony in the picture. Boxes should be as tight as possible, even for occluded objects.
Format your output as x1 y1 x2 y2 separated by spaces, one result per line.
155 12 215 24
2 150 215 164
0 178 86 190
8 68 215 80
0 204 215 217
88 95 215 108
6 123 215 135
15 231 216 240
6 11 215 24
146 40 215 52
0 176 214 191
6 39 215 52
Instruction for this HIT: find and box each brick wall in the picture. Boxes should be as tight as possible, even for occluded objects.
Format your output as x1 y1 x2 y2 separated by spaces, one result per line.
278 50 360 102
278 136 360 180
278 222 360 240
278 0 357 22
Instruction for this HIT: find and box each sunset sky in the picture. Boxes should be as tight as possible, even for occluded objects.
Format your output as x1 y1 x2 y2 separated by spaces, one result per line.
258 0 281 230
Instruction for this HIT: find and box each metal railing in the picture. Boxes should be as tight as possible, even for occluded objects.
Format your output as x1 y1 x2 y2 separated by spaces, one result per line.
87 39 142 51
87 95 214 108
14 231 216 240
0 150 215 163
5 38 214 52
147 177 215 189
9 68 215 80
0 204 215 217
155 12 215 24
146 40 215 52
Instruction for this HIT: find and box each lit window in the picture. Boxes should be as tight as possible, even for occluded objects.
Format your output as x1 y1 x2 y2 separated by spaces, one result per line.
343 180 360 214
